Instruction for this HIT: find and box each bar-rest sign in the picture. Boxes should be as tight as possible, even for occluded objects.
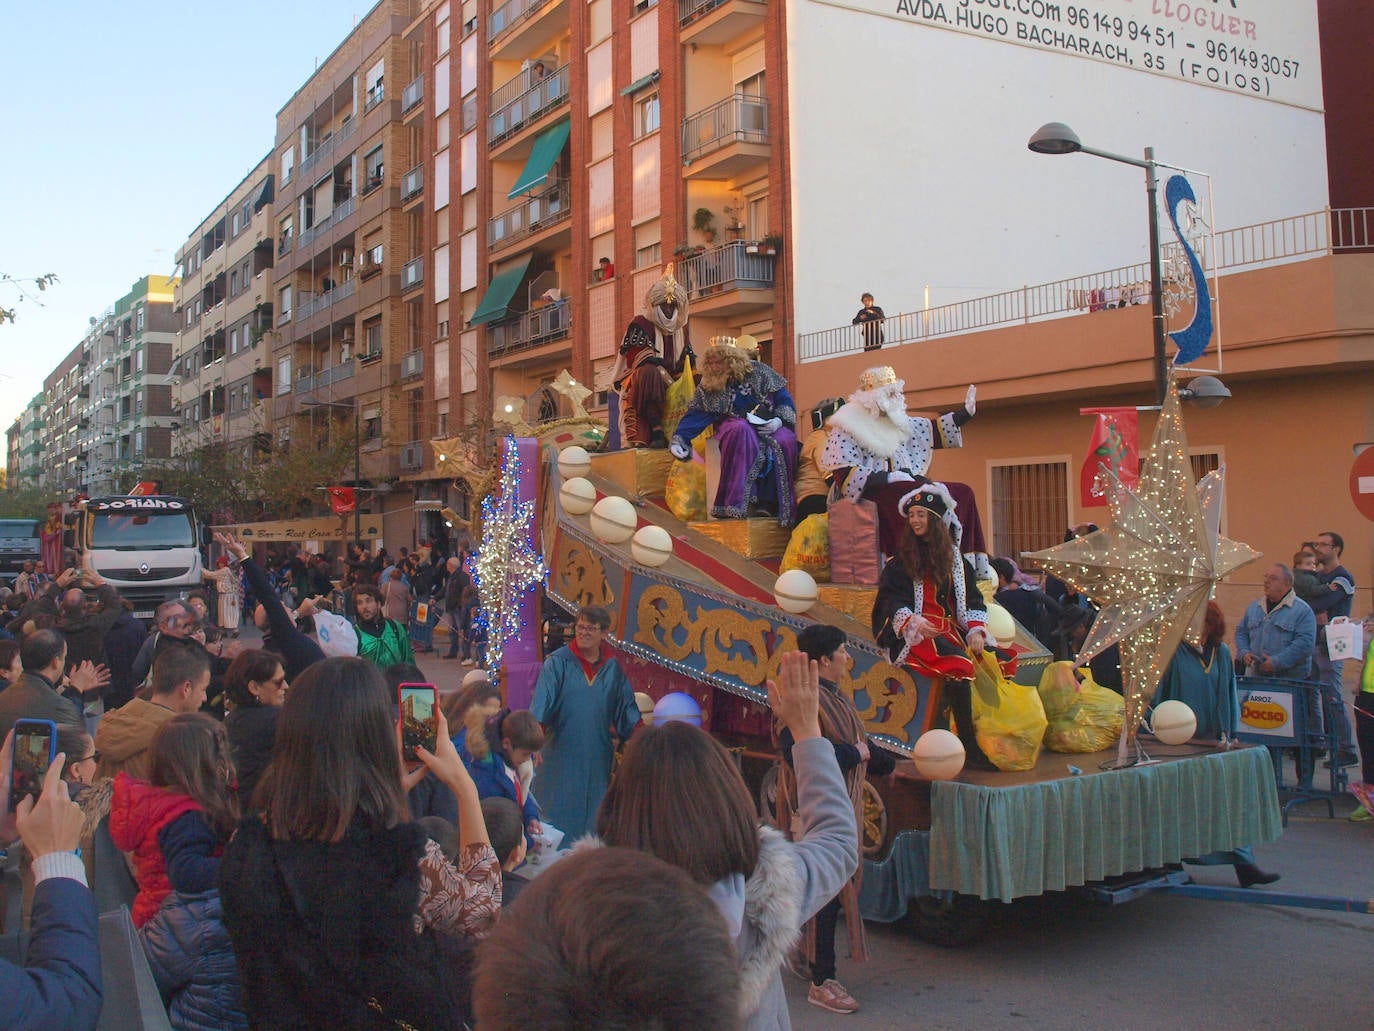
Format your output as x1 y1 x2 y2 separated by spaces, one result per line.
212 516 383 542
813 0 1322 112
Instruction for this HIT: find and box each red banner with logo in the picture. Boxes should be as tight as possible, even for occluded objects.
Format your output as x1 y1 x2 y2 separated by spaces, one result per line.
327 487 357 515
1080 408 1139 507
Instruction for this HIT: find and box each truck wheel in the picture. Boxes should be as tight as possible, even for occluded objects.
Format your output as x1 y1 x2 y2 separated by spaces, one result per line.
905 893 990 947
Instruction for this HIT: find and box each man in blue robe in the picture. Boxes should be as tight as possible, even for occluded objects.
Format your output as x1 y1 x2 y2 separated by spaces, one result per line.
530 604 641 843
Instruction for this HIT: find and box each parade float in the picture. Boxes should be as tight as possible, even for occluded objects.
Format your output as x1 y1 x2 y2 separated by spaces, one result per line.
472 363 1284 944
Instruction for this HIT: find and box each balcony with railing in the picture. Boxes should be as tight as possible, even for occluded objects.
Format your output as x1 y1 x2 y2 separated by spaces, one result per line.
679 0 766 44
489 64 570 146
489 180 571 250
796 206 1374 362
304 277 357 318
401 256 424 292
489 300 571 358
296 194 357 252
402 74 424 114
402 164 424 202
299 117 357 179
681 93 768 180
489 0 567 60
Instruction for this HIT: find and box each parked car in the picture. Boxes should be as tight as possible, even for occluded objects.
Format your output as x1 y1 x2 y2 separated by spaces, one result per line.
0 518 41 585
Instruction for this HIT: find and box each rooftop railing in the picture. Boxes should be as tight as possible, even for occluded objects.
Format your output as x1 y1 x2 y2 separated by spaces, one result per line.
796 207 1374 362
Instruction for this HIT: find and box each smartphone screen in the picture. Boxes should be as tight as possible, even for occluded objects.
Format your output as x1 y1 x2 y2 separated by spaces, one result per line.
398 683 439 760
11 719 58 811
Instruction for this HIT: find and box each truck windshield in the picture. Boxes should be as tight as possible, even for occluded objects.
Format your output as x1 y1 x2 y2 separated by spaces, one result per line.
89 512 197 550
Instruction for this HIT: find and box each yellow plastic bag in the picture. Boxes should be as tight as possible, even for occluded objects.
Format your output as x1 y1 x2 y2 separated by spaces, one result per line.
1037 661 1124 753
665 458 707 522
780 514 830 582
662 356 695 442
970 651 1048 772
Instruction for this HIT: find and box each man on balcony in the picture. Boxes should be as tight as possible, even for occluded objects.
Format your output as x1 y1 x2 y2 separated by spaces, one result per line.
852 293 885 352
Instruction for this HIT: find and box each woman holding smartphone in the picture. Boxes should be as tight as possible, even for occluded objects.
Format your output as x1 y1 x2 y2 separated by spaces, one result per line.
219 656 499 1030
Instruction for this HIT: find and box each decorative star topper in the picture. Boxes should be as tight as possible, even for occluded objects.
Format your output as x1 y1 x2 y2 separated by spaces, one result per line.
1025 368 1258 762
550 368 592 418
473 436 548 683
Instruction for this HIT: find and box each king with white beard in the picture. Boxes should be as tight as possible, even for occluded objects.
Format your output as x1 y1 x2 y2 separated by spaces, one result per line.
822 366 982 560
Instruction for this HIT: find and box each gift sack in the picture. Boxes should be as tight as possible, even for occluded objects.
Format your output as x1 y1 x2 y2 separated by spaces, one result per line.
665 457 707 522
970 650 1048 772
1326 617 1363 662
662 356 695 442
828 498 880 586
1036 660 1124 754
780 514 830 582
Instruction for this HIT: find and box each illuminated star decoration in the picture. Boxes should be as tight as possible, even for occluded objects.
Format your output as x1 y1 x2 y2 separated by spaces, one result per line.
493 394 534 435
550 368 592 418
472 435 548 686
1025 369 1258 763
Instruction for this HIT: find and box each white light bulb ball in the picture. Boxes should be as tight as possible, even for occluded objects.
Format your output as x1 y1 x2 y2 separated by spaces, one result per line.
984 603 1016 647
631 525 674 567
559 476 596 515
1151 700 1197 745
590 496 637 543
558 445 592 480
773 569 818 614
913 729 966 780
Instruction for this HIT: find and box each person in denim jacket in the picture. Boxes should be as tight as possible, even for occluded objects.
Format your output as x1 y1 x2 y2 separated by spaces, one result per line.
1235 564 1317 680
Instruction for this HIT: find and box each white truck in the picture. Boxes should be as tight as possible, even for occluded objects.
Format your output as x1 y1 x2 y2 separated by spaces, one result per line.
76 495 204 620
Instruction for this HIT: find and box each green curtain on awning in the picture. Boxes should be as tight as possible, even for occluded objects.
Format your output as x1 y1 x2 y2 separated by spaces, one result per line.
469 255 533 326
619 70 660 96
507 120 571 200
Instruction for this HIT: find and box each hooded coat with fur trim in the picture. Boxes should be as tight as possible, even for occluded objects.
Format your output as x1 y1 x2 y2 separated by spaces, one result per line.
584 736 857 1030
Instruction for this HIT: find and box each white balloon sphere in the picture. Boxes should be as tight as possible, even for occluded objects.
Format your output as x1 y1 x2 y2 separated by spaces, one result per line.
631 525 674 567
1151 700 1197 745
773 569 818 614
589 496 637 544
984 603 1016 647
559 476 596 515
913 729 966 780
557 445 592 480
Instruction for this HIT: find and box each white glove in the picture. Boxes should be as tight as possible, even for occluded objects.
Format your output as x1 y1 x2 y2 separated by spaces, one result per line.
965 384 977 417
901 615 929 647
669 440 691 460
888 471 915 485
759 417 782 435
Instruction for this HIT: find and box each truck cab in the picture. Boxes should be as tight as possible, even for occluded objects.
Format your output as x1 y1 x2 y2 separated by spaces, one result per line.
78 496 204 620
0 519 41 586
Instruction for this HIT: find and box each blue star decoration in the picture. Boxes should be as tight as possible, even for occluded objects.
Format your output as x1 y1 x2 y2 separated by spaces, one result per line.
472 435 549 682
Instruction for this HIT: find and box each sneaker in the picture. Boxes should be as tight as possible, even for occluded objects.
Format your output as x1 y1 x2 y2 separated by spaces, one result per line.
460 659 476 667
1323 751 1360 769
807 980 859 1015
1349 805 1372 823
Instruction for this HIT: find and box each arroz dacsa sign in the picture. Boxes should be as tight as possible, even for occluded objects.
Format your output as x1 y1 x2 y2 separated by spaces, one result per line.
1238 688 1295 740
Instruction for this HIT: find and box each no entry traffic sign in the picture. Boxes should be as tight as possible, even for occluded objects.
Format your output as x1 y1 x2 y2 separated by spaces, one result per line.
1351 447 1374 522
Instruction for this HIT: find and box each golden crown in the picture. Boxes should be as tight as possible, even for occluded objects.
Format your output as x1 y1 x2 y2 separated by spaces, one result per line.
858 366 899 391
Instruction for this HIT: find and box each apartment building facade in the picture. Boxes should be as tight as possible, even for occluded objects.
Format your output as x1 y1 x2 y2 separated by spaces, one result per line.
8 395 45 489
172 157 277 471
269 0 426 544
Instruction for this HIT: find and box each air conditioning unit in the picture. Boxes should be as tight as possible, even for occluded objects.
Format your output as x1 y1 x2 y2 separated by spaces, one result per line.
338 249 354 267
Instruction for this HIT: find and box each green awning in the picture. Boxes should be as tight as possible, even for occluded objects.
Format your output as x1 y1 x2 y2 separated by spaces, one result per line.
470 255 533 326
507 120 570 200
619 70 660 96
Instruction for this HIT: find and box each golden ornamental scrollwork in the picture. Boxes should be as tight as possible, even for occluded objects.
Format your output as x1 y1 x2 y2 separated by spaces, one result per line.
844 665 920 745
558 541 615 610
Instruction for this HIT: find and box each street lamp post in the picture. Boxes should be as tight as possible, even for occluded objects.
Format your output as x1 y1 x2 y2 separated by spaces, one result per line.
1028 122 1169 405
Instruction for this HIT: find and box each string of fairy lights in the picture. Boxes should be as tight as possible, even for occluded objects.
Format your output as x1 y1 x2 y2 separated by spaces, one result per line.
470 435 548 685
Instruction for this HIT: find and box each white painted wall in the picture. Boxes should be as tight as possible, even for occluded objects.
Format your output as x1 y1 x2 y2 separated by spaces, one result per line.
785 0 1327 335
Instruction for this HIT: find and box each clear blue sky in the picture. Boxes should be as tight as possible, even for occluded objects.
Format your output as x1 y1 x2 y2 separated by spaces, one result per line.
0 1 377 434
